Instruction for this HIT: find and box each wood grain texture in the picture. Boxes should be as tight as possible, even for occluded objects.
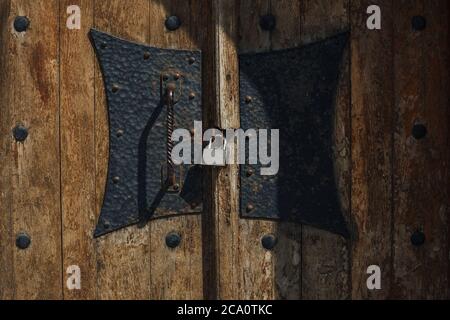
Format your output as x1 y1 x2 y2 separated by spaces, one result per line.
205 0 242 300
94 0 152 300
392 0 449 299
0 0 15 299
0 0 62 299
207 0 303 300
60 0 96 299
350 0 395 299
147 0 205 300
300 0 351 300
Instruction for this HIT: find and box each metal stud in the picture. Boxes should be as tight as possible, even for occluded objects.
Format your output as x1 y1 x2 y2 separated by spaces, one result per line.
112 84 120 93
165 232 181 248
411 230 425 247
112 176 120 184
143 52 151 60
190 202 198 209
13 124 28 142
188 57 196 65
189 92 196 100
260 14 276 31
116 129 124 137
165 15 181 31
246 168 254 177
261 234 277 250
412 16 426 31
244 96 253 104
16 233 31 250
412 123 427 140
14 16 30 32
246 203 255 213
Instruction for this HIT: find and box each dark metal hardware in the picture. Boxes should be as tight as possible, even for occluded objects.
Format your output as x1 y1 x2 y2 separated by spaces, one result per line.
261 234 277 250
412 123 427 140
90 29 202 237
165 232 182 248
260 14 276 31
14 16 30 32
411 230 425 247
239 32 350 238
16 233 31 249
412 16 426 31
165 15 181 31
13 124 28 142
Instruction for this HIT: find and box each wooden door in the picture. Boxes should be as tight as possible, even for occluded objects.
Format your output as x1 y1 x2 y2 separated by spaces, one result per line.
0 0 448 300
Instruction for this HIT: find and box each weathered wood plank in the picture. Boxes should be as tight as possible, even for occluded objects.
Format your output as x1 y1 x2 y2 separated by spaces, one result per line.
269 0 303 300
60 0 96 299
239 0 279 300
147 0 205 300
203 0 242 300
0 0 16 300
300 0 351 300
350 0 394 299
94 0 151 300
0 0 62 299
392 0 449 299
208 0 303 300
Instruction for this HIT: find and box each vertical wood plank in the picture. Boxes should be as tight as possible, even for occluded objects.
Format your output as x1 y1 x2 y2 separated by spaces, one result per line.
350 0 395 299
0 0 62 299
209 0 303 300
60 0 96 299
204 0 240 300
147 0 205 300
300 0 351 300
392 0 449 299
237 0 281 300
94 0 151 300
270 0 303 300
238 0 277 300
0 0 15 299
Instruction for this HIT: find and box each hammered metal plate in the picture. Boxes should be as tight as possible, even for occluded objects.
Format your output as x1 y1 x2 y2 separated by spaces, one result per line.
239 32 349 237
90 29 202 237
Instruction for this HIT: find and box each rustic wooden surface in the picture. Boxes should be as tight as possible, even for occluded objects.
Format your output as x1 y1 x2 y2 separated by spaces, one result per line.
391 0 449 299
0 0 449 300
60 0 96 299
0 0 62 299
350 0 395 299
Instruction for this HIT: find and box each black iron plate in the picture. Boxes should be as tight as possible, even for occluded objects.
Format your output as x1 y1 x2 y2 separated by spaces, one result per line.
90 29 202 237
239 32 350 237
